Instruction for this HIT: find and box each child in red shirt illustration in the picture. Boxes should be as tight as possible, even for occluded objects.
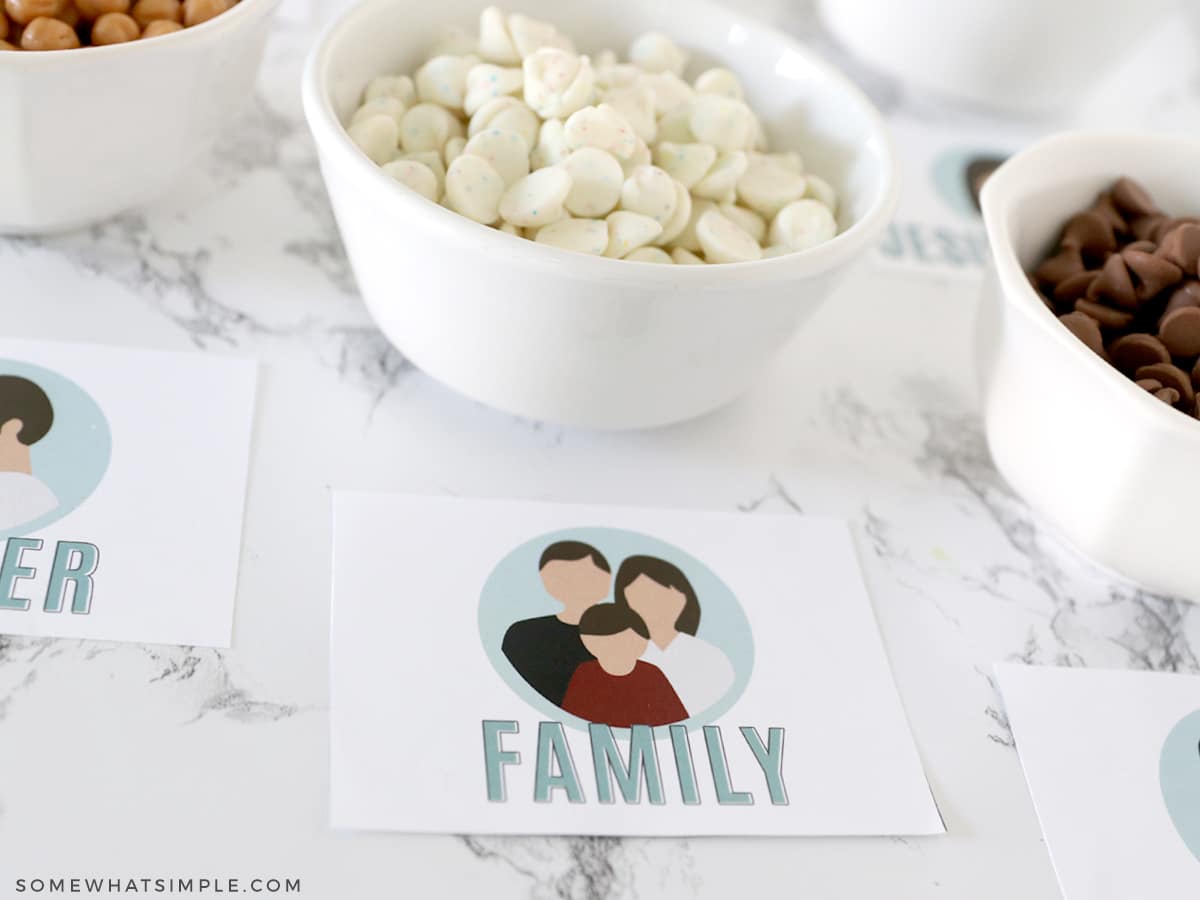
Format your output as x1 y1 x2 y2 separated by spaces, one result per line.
560 604 688 727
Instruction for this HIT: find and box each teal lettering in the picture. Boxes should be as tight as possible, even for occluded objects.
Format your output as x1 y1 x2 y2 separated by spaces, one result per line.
534 722 584 803
669 725 701 805
482 720 519 802
0 538 43 611
704 725 753 805
589 724 665 805
43 542 99 614
740 727 788 805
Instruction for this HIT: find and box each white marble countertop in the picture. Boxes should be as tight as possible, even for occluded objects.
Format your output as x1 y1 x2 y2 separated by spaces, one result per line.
2 2 1199 897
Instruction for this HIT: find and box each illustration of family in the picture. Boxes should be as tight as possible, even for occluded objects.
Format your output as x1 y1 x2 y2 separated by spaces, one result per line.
0 375 58 531
501 540 735 728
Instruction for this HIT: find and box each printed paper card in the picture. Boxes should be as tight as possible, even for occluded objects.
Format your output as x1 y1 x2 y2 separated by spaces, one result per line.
997 664 1200 899
0 338 256 647
331 493 943 837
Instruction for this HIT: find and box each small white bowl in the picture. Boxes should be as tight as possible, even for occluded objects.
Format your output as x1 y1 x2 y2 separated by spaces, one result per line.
0 0 279 235
979 132 1200 601
302 0 897 429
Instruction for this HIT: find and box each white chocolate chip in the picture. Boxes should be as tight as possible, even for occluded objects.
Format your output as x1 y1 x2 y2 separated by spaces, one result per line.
416 55 478 111
348 115 399 165
400 103 462 153
697 209 762 263
624 246 673 263
670 197 716 253
671 247 704 264
737 154 807 220
523 48 595 119
443 136 467 166
594 61 641 91
803 173 838 213
365 74 416 106
445 154 506 224
381 159 440 202
642 71 693 115
689 95 756 151
769 199 838 251
628 31 687 75
694 67 743 100
562 104 638 160
463 127 531 186
535 218 609 255
656 106 696 144
468 96 539 149
605 210 663 257
351 96 407 128
499 166 572 227
508 12 572 59
656 179 692 245
429 26 477 58
718 202 767 244
600 85 657 143
692 151 748 202
561 147 624 217
464 63 524 116
478 6 520 64
403 150 445 195
620 165 677 225
531 118 569 169
653 142 717 189
762 244 792 258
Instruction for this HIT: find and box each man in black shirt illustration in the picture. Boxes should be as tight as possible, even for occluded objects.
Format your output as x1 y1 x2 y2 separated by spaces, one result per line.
501 540 611 707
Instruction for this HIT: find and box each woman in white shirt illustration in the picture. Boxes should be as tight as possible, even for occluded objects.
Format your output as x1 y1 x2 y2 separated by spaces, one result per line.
0 376 58 531
613 554 734 717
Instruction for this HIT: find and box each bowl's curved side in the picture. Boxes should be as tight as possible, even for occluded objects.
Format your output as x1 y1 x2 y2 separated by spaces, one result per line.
0 0 280 234
978 132 1200 600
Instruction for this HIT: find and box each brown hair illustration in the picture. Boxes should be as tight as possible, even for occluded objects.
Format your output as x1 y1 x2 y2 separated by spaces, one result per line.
613 555 700 636
577 603 650 639
538 540 610 573
0 376 54 445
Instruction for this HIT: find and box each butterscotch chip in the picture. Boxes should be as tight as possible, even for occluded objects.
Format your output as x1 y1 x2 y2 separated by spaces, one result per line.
129 0 177 25
5 0 58 24
1053 270 1098 303
1088 252 1138 310
0 9 8 39
1123 248 1182 300
1155 223 1200 273
139 16 178 34
20 14 77 47
1034 245 1084 286
0 37 13 48
181 0 229 26
1075 298 1134 330
1111 177 1159 218
1109 333 1171 374
73 0 127 17
1059 311 1106 358
1159 305 1200 357
1135 362 1195 408
90 9 136 41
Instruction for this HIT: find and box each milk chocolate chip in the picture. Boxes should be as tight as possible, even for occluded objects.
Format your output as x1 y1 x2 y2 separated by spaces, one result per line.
1111 177 1159 218
1059 311 1106 358
1155 223 1200 272
1158 305 1200 357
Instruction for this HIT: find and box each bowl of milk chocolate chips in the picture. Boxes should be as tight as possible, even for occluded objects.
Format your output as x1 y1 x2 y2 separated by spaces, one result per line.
979 132 1200 602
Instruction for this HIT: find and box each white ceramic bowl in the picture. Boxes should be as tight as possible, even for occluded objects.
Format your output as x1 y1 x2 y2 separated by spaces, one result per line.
302 0 897 429
0 0 279 235
979 132 1200 601
818 0 1174 115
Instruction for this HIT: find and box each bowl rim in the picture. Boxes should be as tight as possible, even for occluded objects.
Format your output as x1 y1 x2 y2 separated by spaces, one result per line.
0 0 279 62
301 0 899 282
980 129 1200 441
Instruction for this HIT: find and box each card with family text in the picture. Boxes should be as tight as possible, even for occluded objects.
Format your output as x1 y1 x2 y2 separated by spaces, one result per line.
997 664 1200 899
0 338 256 647
331 493 943 837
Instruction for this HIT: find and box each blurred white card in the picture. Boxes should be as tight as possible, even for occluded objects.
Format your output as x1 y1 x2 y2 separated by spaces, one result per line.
0 338 256 647
331 493 943 837
997 664 1200 899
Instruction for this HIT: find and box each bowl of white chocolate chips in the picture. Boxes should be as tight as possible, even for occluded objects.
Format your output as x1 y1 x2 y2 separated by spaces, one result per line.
304 0 897 427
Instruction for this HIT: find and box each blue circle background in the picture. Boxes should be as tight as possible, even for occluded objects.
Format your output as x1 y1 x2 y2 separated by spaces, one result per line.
479 525 754 731
0 359 111 539
1161 707 1200 862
